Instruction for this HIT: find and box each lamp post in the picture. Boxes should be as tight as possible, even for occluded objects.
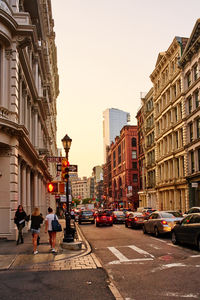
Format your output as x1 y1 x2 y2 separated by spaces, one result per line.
62 134 74 243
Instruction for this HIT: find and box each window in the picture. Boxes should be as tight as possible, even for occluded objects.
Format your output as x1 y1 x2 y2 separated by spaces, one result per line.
197 118 200 138
195 90 199 108
132 150 137 159
198 149 200 171
188 97 192 114
175 107 178 122
118 145 121 164
132 138 136 147
132 162 137 169
189 123 193 142
113 151 116 168
186 72 191 88
191 151 194 173
176 158 179 177
194 65 198 81
175 131 178 149
133 174 138 182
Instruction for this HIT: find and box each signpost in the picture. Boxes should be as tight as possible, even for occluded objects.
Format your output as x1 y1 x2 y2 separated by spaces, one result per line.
56 163 78 173
47 156 64 163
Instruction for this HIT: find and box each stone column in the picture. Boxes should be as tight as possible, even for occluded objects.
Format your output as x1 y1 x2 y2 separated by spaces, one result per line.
33 107 38 148
33 171 38 207
21 164 27 210
18 160 21 206
26 167 31 216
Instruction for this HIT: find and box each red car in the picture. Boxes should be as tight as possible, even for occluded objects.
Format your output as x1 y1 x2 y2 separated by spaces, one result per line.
96 211 113 227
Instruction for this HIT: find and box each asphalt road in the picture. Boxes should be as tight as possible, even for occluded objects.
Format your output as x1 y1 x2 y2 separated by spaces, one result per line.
0 268 115 300
79 222 200 300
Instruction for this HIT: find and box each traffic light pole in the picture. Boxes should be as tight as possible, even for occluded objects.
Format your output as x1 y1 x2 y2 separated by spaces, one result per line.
63 150 74 243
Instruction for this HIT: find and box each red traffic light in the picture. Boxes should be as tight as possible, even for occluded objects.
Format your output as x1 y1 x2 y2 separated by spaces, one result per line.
47 182 58 193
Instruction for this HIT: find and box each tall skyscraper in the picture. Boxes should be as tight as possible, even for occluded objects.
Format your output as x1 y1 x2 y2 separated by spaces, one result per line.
103 108 130 162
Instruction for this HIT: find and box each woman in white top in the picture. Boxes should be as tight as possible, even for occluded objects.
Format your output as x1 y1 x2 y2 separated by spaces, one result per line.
45 207 58 253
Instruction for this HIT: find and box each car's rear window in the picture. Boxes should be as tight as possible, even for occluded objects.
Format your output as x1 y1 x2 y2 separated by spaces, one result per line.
113 211 124 215
161 212 182 218
82 211 93 216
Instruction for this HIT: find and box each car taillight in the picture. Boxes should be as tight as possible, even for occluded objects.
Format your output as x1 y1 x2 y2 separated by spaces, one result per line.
96 217 99 222
161 220 168 225
109 217 113 221
134 217 138 221
114 215 116 218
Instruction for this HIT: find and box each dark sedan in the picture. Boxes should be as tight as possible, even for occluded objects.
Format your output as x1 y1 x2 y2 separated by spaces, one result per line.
125 212 145 228
113 211 126 224
78 210 95 224
171 213 200 250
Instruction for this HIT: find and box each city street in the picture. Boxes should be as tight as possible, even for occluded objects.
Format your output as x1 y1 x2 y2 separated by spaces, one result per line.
80 223 200 300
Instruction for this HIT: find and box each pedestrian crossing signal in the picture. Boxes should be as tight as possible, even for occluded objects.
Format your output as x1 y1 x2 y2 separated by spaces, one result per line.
47 182 58 193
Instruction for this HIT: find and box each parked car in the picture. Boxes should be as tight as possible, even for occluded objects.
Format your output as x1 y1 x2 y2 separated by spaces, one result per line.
112 211 126 224
74 210 80 222
171 213 200 250
125 212 145 228
137 206 153 213
96 211 113 227
183 207 200 217
78 210 95 224
142 208 157 220
143 211 183 237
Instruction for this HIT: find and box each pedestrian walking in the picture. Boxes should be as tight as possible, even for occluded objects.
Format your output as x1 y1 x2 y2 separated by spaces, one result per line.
45 207 58 253
30 207 44 255
14 205 29 245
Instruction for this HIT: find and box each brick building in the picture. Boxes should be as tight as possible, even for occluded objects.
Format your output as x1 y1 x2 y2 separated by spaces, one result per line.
108 125 139 210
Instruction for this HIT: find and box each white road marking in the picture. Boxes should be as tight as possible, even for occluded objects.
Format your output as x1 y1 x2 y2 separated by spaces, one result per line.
128 245 155 258
150 237 168 243
108 245 154 264
149 244 161 250
161 292 199 298
190 254 200 258
108 247 129 262
109 258 153 265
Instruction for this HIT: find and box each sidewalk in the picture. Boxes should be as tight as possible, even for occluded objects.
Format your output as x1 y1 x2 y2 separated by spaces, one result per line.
0 219 89 271
0 220 123 299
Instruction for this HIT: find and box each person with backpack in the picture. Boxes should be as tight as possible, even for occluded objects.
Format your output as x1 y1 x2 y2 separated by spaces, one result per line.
45 207 58 253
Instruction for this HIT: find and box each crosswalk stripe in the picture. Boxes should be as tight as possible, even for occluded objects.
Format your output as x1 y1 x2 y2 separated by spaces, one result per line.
128 245 155 258
108 247 129 262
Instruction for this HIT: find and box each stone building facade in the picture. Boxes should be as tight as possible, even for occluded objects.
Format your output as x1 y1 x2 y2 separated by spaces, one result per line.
150 37 188 212
137 88 156 208
179 19 200 208
0 0 59 239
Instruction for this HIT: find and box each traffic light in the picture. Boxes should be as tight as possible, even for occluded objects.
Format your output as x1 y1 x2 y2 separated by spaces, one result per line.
47 182 58 193
61 159 69 181
59 182 65 194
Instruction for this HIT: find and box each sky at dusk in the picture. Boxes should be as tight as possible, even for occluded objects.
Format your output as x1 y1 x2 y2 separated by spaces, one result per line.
51 0 200 178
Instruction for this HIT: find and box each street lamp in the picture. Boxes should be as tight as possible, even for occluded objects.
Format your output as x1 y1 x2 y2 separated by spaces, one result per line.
62 134 74 243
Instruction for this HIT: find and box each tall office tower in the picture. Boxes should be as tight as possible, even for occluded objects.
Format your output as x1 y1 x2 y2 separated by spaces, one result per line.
103 108 130 162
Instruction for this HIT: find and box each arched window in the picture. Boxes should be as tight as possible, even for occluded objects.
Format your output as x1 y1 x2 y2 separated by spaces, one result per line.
132 138 136 147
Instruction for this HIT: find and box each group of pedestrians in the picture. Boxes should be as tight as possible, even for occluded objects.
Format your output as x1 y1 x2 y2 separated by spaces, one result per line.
14 205 59 255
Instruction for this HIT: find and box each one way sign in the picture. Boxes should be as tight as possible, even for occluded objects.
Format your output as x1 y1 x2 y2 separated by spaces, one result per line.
68 165 78 172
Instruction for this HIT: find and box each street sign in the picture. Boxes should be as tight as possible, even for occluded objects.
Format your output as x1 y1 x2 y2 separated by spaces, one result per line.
56 164 78 172
68 165 78 172
47 157 64 163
